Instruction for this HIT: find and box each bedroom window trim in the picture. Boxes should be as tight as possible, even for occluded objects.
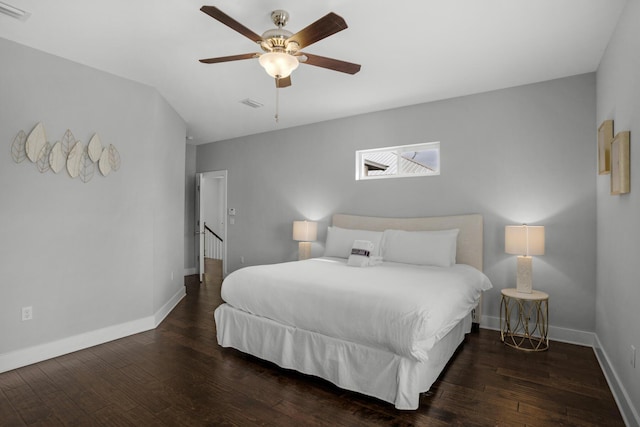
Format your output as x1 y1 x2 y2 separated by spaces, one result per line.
355 141 440 181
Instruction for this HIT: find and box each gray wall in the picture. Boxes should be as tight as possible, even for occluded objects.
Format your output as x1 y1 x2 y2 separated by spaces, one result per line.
196 73 597 334
0 38 186 356
596 0 640 421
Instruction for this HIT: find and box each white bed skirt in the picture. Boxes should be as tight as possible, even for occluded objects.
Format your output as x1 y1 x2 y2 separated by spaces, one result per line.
214 303 471 410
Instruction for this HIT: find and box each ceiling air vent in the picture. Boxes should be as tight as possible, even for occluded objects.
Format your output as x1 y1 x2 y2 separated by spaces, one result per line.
0 1 31 21
239 98 264 109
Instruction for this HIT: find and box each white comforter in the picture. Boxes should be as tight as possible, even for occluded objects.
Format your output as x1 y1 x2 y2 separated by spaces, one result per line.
220 257 492 362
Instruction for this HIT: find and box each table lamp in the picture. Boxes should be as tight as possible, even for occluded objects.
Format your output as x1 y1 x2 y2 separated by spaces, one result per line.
505 224 545 293
293 220 317 260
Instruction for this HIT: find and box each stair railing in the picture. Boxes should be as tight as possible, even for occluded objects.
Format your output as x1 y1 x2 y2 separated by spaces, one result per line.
204 222 223 260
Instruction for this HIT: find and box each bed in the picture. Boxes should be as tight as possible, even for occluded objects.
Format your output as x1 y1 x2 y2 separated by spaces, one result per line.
214 213 491 409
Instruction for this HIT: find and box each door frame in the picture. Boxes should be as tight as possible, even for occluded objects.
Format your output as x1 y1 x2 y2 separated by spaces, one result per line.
197 170 228 280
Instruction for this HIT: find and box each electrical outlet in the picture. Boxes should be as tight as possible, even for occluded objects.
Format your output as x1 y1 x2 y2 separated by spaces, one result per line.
240 256 245 264
21 306 33 321
631 345 636 368
171 271 174 281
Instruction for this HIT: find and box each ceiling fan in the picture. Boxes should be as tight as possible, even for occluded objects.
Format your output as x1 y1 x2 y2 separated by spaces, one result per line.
199 6 361 88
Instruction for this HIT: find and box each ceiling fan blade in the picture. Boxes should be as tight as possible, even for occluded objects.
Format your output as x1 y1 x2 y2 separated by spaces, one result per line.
286 12 348 49
199 53 258 64
200 6 263 43
276 76 292 88
299 53 361 75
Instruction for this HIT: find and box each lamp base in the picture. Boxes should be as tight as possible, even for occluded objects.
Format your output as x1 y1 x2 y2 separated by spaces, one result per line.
516 256 533 293
298 242 311 260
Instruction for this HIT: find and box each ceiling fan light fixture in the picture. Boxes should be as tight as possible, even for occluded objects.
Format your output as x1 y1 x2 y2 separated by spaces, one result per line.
259 52 299 79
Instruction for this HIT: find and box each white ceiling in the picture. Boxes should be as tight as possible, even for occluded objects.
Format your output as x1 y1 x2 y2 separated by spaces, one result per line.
0 0 627 144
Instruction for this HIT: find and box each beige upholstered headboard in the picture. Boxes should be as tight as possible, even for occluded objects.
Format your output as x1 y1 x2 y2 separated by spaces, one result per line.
332 213 485 324
332 213 483 272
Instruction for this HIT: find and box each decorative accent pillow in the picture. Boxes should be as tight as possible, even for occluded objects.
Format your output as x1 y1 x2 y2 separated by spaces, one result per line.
348 240 375 267
324 226 383 258
381 229 459 267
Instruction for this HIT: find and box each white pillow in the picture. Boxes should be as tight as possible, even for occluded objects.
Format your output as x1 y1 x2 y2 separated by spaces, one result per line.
382 229 459 267
324 226 383 258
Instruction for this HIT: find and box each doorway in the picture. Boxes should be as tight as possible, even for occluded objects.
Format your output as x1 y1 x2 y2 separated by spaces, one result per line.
196 170 228 282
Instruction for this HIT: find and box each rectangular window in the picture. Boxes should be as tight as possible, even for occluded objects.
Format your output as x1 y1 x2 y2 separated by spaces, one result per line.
355 142 440 180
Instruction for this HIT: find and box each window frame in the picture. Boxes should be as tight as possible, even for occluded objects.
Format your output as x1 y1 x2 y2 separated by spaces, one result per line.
355 141 441 181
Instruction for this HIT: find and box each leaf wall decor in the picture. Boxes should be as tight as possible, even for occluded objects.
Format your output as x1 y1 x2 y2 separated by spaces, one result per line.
99 147 111 176
49 142 65 173
25 122 47 163
11 130 27 163
36 142 52 173
67 141 84 178
11 123 121 182
108 144 121 171
87 133 102 162
79 148 95 183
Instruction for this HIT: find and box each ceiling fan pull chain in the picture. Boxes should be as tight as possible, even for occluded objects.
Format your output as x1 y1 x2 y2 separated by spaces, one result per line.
275 85 280 123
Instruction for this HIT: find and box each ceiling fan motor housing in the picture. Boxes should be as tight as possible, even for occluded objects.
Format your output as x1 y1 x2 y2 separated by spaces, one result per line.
260 28 297 53
261 11 299 55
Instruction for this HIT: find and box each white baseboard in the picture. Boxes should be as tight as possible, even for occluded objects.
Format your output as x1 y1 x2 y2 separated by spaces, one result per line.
481 315 595 347
593 335 640 427
0 288 186 374
184 267 197 276
154 287 186 326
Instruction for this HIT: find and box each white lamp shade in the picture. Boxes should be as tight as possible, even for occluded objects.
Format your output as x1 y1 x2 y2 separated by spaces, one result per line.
259 52 299 78
293 220 317 242
505 225 545 256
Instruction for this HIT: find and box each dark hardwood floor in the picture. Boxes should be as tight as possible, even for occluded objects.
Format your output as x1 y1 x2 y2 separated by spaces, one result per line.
1 276 625 426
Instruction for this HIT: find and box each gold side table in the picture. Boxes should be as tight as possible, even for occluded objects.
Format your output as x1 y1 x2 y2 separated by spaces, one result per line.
500 288 549 352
